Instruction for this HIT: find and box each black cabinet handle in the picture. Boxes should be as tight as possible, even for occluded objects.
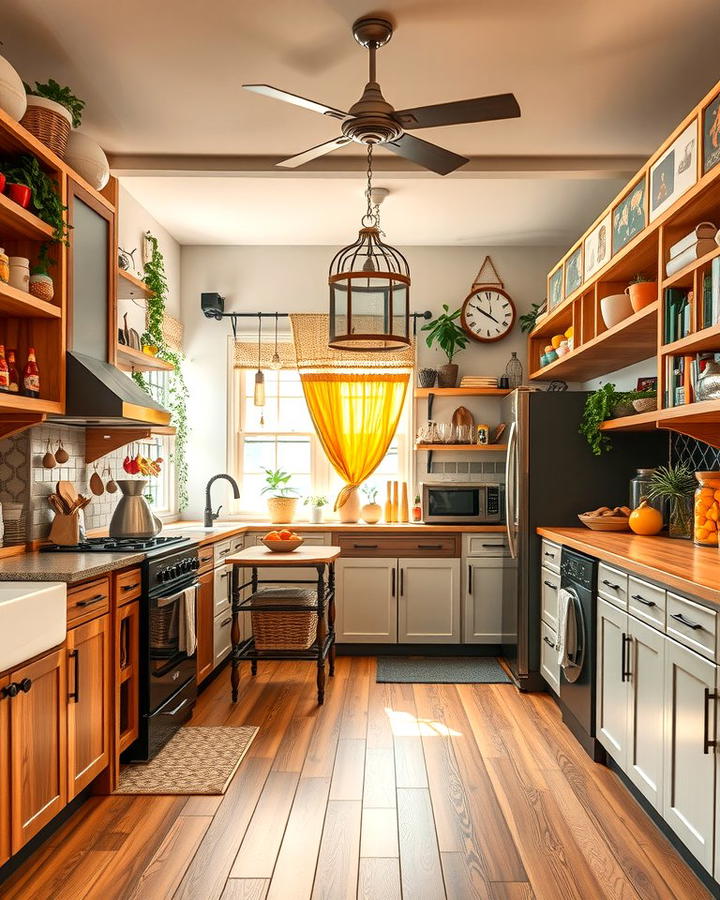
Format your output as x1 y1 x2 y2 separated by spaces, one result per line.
543 580 557 590
121 583 139 592
18 678 32 693
543 635 555 648
631 594 656 608
418 544 442 550
391 568 396 598
704 688 718 754
468 564 473 595
670 612 703 631
602 579 621 591
544 551 556 559
220 616 232 627
1 683 18 699
77 594 105 608
353 543 379 549
69 649 79 703
621 634 631 682
400 568 404 597
220 571 230 579
481 543 503 548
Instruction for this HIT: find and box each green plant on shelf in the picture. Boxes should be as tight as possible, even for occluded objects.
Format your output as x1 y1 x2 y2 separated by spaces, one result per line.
421 304 468 363
579 383 656 455
132 232 189 510
628 273 655 284
519 301 544 333
1 154 69 244
23 79 85 128
31 242 54 276
304 495 328 508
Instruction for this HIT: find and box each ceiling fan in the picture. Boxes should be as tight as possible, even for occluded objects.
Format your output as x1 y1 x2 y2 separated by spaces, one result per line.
243 15 521 176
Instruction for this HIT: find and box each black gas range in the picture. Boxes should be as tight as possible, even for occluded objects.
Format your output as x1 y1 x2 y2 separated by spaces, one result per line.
41 535 190 554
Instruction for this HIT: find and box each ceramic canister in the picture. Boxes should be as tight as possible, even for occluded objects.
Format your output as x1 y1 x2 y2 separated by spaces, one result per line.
8 257 29 292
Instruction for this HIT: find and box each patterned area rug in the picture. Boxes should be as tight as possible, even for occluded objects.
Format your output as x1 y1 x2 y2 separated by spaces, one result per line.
376 656 511 684
116 725 259 795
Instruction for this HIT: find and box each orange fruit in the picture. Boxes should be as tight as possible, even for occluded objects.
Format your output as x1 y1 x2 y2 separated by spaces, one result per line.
265 531 281 541
278 529 294 540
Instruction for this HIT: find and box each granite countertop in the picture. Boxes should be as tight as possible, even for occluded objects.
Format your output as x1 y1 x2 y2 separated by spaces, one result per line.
0 551 147 584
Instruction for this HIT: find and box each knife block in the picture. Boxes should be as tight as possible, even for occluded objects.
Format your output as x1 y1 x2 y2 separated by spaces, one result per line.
48 512 80 546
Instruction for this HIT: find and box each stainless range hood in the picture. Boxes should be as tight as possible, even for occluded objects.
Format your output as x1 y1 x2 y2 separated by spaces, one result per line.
51 351 171 427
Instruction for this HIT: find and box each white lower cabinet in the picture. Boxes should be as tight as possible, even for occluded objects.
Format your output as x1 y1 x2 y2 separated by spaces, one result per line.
597 598 630 769
540 620 559 693
664 638 716 873
398 558 460 644
336 558 397 643
463 557 513 644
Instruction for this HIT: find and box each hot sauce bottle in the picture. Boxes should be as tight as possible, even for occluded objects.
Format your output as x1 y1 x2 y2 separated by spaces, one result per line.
22 347 40 398
0 346 8 392
6 349 19 393
412 493 422 523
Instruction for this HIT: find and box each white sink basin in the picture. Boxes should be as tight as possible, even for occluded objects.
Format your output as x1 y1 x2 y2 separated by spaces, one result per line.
0 582 66 673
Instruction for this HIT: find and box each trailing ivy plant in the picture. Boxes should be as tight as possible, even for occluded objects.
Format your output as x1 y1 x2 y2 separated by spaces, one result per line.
132 232 189 510
23 79 85 128
579 383 656 456
1 154 69 243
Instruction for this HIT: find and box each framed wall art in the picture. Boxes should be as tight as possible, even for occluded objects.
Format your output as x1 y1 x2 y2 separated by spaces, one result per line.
564 246 583 296
548 265 564 309
649 122 697 221
703 91 720 175
583 213 611 279
612 177 646 253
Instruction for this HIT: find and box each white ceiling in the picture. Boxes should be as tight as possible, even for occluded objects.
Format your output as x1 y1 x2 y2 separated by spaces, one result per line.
3 0 719 244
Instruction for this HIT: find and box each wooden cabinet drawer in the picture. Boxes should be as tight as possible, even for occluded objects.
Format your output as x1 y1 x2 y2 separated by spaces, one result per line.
67 577 110 626
336 532 459 558
114 567 142 606
463 533 509 557
540 621 559 694
598 563 628 610
541 567 560 631
628 576 665 631
540 539 561 574
667 592 717 661
198 544 215 574
215 539 233 563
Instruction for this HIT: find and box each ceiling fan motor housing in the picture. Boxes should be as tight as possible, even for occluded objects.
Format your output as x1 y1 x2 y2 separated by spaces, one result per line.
342 82 403 144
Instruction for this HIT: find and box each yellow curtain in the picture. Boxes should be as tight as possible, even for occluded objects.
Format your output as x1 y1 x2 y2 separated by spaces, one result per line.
301 372 409 509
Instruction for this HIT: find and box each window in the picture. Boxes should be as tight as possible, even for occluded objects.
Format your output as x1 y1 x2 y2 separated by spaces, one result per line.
230 367 409 516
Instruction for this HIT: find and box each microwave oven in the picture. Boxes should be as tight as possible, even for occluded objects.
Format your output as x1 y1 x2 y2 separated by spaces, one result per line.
421 482 504 525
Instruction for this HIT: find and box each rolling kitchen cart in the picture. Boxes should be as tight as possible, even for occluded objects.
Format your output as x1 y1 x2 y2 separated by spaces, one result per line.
225 545 340 704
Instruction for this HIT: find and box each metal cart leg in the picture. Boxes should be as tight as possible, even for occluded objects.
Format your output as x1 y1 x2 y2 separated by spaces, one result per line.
328 561 336 677
316 564 326 704
230 563 241 702
250 566 258 677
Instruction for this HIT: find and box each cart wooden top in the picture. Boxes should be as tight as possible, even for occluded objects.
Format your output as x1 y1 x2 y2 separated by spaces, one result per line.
225 545 342 567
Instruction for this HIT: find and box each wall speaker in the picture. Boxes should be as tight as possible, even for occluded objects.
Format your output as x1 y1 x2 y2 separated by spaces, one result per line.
201 292 225 318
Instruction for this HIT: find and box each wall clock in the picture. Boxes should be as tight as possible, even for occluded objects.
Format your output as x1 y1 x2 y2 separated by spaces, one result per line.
460 256 516 343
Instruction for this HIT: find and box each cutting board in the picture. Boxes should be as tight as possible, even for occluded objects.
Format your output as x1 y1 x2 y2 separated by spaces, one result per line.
451 406 474 427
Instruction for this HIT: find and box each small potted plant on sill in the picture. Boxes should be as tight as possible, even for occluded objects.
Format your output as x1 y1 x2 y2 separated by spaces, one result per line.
29 243 54 302
647 463 696 539
21 79 85 159
625 273 657 313
361 484 382 524
262 468 299 524
304 494 328 524
421 304 469 388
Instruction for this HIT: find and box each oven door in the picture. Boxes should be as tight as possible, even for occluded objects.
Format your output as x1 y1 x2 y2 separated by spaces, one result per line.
423 484 484 524
148 581 198 713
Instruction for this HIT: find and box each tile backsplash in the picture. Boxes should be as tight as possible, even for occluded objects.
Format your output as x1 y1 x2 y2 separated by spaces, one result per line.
671 432 720 471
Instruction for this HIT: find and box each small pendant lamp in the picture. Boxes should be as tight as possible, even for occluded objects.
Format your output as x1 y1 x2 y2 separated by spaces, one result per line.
253 313 265 410
328 145 410 351
270 312 281 369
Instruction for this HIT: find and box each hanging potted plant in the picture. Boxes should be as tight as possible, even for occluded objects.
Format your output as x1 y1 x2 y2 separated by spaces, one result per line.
421 304 469 388
647 464 696 539
262 468 299 524
304 495 328 524
21 79 85 159
29 243 54 302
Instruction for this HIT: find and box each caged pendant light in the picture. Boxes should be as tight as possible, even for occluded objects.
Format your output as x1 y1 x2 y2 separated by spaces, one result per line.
328 145 410 351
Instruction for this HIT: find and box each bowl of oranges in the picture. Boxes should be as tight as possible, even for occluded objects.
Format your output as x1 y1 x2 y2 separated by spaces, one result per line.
262 529 304 552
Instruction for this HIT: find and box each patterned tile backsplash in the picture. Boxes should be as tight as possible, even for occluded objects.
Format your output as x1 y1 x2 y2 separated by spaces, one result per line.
671 432 720 471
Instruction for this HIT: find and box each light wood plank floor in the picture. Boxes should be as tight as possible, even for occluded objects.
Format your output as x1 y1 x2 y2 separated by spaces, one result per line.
1 657 712 899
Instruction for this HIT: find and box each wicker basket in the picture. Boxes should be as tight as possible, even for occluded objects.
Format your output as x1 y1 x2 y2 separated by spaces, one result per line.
633 396 657 413
251 587 318 651
21 99 72 158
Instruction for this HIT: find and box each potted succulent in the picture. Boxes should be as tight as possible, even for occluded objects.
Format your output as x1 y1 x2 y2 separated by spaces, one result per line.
625 273 657 313
421 304 469 388
304 495 328 524
29 244 54 302
21 79 85 159
361 484 382 524
647 464 696 539
261 468 299 524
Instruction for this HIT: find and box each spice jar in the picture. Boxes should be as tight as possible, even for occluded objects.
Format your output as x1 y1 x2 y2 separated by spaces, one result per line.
0 248 8 284
694 471 720 546
476 424 489 445
8 257 29 293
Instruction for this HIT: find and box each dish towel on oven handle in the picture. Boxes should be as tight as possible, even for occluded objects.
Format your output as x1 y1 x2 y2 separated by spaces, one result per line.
557 588 577 670
179 584 198 655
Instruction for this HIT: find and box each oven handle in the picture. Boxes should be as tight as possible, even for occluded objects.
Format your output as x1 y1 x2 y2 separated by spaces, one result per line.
161 697 191 717
154 581 199 608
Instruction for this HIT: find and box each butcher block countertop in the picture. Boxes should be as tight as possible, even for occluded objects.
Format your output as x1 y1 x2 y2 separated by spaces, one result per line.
538 526 720 606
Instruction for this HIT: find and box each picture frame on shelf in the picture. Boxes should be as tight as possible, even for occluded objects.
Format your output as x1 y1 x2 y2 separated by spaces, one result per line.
649 121 697 221
548 265 564 309
583 212 611 279
636 376 657 392
703 91 720 175
612 176 646 253
564 245 583 296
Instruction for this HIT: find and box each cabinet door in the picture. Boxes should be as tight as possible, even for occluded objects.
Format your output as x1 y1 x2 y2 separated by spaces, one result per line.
399 558 461 644
336 558 397 643
463 557 514 643
540 621 559 694
197 572 215 683
626 616 665 811
214 609 233 667
214 563 232 616
10 647 67 853
116 600 140 755
67 615 111 799
597 598 629 768
0 675 9 867
663 638 716 872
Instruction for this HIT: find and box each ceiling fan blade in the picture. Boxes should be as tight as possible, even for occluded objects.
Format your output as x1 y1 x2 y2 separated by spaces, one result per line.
277 136 352 169
242 84 348 120
384 133 468 176
394 93 521 130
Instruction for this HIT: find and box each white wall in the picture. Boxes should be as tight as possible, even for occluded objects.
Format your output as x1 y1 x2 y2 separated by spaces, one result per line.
180 244 562 519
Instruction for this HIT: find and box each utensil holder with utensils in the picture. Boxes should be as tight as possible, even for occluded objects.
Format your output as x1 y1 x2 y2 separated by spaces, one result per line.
47 481 92 546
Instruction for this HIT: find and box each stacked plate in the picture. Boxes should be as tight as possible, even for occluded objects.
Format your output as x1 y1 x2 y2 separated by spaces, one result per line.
460 376 498 388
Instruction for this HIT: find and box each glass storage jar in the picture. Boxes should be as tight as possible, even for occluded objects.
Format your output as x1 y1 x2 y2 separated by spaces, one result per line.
630 468 662 513
0 248 8 284
694 471 720 546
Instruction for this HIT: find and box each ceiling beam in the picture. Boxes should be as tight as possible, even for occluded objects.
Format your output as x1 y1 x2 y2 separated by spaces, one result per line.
108 153 645 181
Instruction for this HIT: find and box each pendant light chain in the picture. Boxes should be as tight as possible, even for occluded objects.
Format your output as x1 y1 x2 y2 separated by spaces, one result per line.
271 311 281 369
363 143 375 227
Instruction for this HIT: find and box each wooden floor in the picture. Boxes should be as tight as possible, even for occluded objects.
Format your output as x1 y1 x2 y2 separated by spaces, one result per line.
1 657 712 900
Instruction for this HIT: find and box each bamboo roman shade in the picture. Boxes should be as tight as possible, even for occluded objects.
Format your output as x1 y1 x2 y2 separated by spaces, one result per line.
232 340 297 370
289 314 414 371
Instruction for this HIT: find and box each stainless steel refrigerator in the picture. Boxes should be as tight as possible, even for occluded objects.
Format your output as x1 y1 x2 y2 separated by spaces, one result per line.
500 389 666 691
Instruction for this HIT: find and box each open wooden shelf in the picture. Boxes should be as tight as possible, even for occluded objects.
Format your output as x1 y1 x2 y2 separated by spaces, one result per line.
530 302 658 381
0 392 62 414
414 387 510 398
86 424 176 463
116 344 174 373
0 281 62 319
415 443 507 452
0 191 54 241
662 242 720 290
661 321 720 356
598 409 661 432
117 268 154 301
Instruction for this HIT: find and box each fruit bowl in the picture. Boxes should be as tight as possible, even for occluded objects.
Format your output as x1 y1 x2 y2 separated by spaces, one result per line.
578 514 631 532
261 530 304 552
